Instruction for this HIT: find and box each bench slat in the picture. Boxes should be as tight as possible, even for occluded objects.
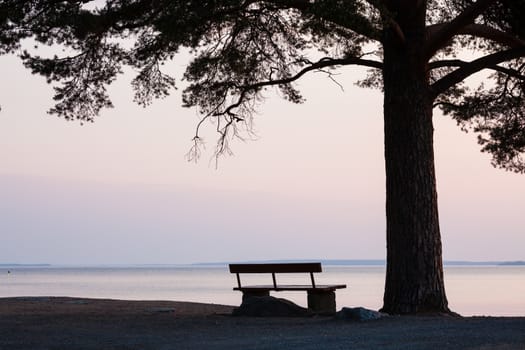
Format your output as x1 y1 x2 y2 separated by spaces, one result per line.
229 262 322 273
233 284 346 292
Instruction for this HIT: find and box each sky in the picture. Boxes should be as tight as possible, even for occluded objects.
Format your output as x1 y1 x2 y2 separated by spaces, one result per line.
1 49 524 265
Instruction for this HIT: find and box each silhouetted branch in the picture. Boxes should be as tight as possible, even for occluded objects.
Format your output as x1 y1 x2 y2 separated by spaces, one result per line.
431 46 525 97
186 55 382 162
265 0 382 41
425 0 499 58
427 23 525 49
234 56 382 92
429 59 525 80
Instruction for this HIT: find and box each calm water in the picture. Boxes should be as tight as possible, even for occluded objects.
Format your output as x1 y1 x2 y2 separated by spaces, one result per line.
1 265 523 316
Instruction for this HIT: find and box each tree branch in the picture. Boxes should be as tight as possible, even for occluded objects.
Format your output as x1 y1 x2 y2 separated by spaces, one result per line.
431 46 525 97
234 56 383 92
427 23 525 49
425 0 499 58
429 59 525 80
207 56 381 119
190 56 382 161
458 24 525 48
260 0 382 42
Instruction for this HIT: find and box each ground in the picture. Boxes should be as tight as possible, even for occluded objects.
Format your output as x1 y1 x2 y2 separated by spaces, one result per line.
1 297 524 350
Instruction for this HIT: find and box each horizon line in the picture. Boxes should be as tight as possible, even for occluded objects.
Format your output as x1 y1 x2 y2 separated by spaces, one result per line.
2 259 525 267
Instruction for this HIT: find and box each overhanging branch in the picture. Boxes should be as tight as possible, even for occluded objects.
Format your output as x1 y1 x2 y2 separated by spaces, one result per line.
427 23 525 49
425 0 499 59
189 56 382 161
430 59 525 80
431 46 525 97
459 24 525 48
260 0 382 42
234 56 383 92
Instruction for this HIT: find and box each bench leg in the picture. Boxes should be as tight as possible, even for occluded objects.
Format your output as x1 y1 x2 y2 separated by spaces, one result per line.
307 290 336 314
242 290 270 302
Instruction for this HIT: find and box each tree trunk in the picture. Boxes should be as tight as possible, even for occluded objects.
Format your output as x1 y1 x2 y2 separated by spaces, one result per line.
380 19 450 314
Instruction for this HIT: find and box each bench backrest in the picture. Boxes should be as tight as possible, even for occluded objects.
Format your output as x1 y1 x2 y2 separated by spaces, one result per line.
229 262 322 274
229 262 322 289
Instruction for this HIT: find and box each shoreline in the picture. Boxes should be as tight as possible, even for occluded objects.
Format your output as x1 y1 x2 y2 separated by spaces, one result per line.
1 297 524 349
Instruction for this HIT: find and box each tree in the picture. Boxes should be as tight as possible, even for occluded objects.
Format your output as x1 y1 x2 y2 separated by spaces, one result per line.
1 0 524 314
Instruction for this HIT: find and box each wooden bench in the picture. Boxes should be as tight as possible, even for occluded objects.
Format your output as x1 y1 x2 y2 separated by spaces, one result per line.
229 262 346 314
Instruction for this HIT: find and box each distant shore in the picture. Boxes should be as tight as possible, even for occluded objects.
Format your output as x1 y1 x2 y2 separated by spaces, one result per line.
193 259 525 267
1 297 524 349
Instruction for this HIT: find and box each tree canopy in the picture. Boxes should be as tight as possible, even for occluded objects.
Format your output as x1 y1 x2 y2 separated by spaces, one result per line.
1 0 524 169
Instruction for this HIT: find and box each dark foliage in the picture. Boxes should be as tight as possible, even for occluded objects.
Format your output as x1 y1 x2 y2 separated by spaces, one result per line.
0 0 524 168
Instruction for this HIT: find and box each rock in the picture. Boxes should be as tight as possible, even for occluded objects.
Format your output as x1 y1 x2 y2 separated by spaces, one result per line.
335 307 386 321
232 296 311 317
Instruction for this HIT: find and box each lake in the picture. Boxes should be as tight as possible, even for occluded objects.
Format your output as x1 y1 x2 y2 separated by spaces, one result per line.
1 265 523 316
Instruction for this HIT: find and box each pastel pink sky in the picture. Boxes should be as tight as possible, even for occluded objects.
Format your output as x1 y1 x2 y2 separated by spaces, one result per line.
1 53 523 264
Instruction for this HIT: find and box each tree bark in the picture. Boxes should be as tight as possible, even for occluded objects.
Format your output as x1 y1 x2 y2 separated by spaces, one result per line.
380 8 450 314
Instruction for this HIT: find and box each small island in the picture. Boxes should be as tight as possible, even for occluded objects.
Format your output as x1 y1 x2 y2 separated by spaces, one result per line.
498 261 525 266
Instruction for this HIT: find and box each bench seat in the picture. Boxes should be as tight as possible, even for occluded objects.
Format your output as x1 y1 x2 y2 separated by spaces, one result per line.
234 284 346 292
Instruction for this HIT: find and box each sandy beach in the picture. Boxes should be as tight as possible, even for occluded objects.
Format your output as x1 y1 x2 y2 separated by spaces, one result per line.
1 297 524 349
